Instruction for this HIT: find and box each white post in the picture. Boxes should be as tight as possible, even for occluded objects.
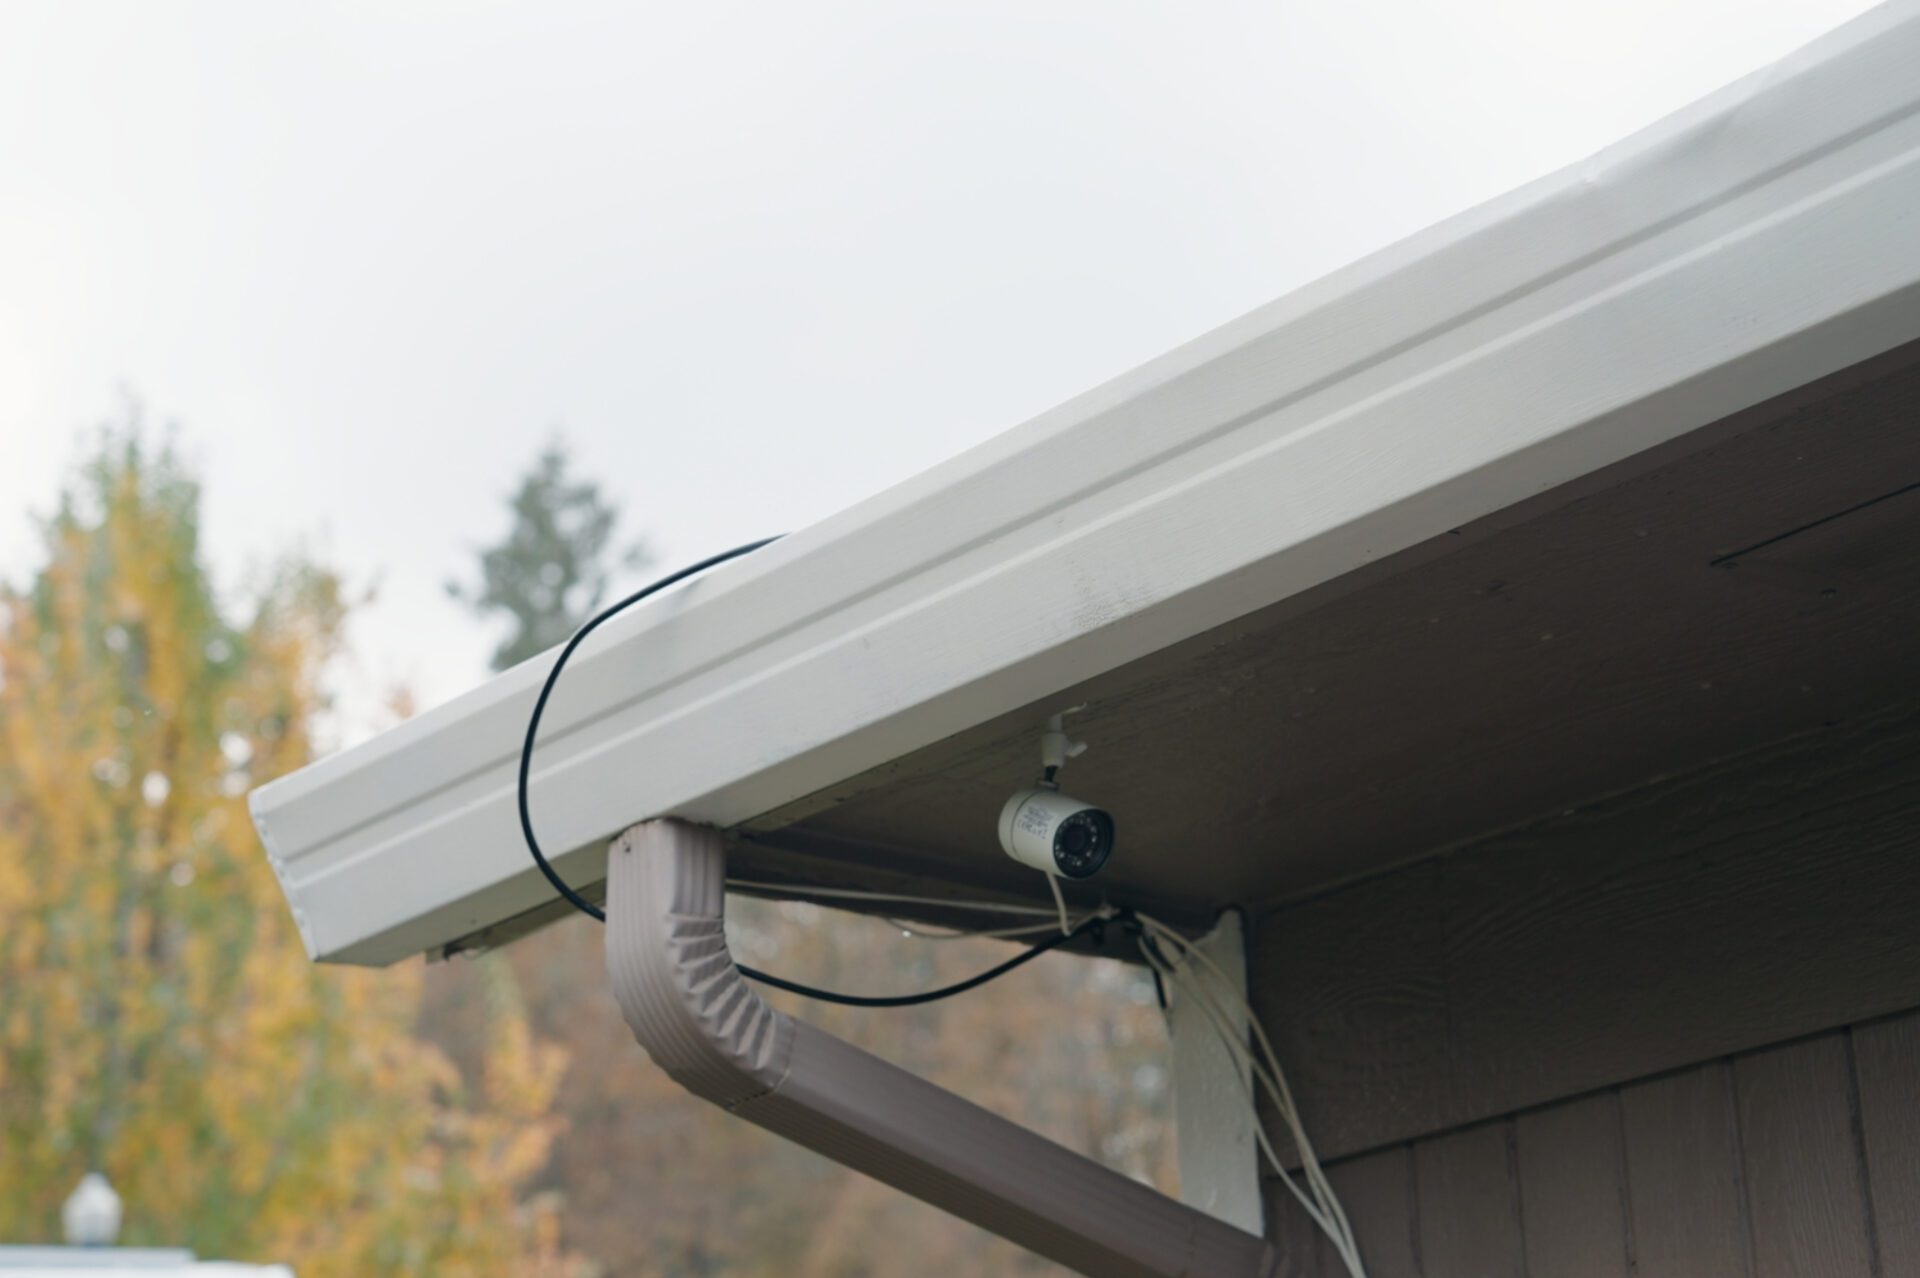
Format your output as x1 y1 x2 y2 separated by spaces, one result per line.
61 1172 122 1247
1168 909 1265 1234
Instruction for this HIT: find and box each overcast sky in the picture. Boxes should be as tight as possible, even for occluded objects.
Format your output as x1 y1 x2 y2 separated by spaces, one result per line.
0 0 1879 743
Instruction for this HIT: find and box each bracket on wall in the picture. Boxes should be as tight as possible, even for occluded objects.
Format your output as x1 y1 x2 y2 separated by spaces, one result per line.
1168 908 1265 1235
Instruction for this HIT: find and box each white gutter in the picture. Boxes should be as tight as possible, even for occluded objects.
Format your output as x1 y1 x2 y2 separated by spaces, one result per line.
254 1 1920 966
605 819 1276 1278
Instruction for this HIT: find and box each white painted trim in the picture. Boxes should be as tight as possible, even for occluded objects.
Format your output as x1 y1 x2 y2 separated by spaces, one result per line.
253 1 1920 965
1169 910 1264 1235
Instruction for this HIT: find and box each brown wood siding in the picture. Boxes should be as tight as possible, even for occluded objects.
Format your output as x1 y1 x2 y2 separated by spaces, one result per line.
1620 1063 1751 1277
1247 703 1920 1164
1263 1010 1920 1277
1855 1014 1920 1274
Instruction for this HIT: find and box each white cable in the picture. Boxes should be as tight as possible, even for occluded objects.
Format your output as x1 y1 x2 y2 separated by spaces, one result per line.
726 878 1059 918
1140 916 1356 1250
723 878 1363 1270
1045 873 1072 937
727 878 1100 939
1138 916 1354 1260
1131 928 1346 1250
1131 925 1350 1259
1172 955 1360 1276
1135 914 1364 1276
879 916 1084 941
1138 936 1359 1275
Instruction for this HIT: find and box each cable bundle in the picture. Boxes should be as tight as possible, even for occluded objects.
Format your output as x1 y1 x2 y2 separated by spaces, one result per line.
1129 912 1365 1277
726 879 1368 1276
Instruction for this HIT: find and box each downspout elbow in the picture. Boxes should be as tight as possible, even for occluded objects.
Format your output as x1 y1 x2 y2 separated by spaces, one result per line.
605 819 1277 1278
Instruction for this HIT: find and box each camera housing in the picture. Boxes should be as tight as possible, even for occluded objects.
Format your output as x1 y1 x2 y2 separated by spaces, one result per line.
998 787 1116 879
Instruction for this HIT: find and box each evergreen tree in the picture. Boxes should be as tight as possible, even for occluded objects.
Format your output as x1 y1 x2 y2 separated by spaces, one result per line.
448 442 647 672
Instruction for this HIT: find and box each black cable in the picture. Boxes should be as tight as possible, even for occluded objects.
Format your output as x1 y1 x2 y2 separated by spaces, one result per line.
518 536 782 924
739 912 1104 1008
517 535 1094 1008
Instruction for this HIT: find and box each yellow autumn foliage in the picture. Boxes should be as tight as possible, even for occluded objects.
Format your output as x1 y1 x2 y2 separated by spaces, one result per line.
0 435 579 1276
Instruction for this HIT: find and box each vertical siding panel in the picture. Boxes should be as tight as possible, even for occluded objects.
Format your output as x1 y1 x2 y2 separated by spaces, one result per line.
1268 1145 1421 1277
1621 1062 1751 1278
1854 1011 1920 1274
1514 1092 1631 1277
1735 1035 1875 1278
1267 1177 1333 1278
1326 1146 1420 1278
1415 1122 1524 1278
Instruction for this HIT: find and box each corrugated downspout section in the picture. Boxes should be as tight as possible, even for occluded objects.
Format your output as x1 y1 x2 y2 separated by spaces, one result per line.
606 820 1277 1278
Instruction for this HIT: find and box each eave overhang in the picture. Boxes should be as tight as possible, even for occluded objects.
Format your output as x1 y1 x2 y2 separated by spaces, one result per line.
252 2 1920 965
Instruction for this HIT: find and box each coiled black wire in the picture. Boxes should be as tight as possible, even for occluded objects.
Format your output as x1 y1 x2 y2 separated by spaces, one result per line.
517 536 1096 1006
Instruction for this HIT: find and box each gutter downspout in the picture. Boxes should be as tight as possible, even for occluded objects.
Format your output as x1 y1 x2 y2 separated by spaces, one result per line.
605 819 1278 1278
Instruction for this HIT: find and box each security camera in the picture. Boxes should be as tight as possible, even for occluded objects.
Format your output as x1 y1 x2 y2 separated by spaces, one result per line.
999 787 1115 879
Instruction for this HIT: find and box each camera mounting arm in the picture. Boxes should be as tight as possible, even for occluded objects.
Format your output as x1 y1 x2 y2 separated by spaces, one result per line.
1039 709 1088 784
604 818 1276 1278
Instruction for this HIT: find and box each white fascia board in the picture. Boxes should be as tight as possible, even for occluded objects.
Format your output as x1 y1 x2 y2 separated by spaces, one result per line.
254 2 1920 966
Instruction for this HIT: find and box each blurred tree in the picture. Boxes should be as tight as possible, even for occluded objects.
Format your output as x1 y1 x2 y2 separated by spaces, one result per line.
0 431 580 1277
446 440 648 673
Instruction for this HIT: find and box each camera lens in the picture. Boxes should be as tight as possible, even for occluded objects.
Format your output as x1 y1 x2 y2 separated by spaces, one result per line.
1051 809 1113 878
